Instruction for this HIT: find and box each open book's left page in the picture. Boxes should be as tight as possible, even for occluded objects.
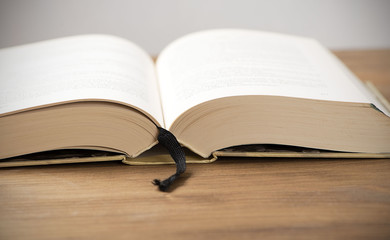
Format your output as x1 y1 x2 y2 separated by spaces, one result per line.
0 35 164 125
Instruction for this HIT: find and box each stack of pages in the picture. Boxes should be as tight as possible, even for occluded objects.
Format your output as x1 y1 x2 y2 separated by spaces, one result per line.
1 29 389 167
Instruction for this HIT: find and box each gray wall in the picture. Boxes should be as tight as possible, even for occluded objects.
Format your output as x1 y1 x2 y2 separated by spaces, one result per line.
1 0 389 54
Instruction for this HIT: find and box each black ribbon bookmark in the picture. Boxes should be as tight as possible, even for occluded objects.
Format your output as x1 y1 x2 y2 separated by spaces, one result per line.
153 127 186 192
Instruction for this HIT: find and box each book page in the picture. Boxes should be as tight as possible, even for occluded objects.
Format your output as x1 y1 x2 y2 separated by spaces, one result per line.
156 29 387 128
0 35 163 125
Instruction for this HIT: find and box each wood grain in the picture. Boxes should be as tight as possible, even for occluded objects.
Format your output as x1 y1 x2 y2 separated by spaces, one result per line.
1 50 390 240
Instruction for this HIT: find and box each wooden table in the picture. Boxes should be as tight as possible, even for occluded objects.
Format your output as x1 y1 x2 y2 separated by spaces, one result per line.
1 50 390 240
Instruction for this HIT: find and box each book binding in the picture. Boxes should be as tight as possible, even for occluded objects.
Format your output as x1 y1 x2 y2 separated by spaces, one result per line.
1 81 389 168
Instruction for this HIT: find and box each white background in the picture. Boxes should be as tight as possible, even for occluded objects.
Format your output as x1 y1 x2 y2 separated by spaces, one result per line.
0 0 389 54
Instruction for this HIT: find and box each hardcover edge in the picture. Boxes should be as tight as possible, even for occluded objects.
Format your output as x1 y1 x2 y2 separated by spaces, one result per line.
1 82 389 167
208 81 390 162
124 81 390 165
0 155 126 168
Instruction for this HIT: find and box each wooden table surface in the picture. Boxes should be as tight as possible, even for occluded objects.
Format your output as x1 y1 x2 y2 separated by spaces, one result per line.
1 50 390 240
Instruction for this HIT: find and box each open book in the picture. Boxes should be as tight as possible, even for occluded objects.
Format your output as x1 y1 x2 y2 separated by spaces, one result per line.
1 29 390 166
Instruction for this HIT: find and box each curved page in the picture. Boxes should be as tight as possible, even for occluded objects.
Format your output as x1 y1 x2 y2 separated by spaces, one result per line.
156 29 385 128
0 35 163 125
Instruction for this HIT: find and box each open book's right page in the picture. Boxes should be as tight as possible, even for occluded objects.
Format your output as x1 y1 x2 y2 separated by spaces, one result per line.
156 29 388 128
